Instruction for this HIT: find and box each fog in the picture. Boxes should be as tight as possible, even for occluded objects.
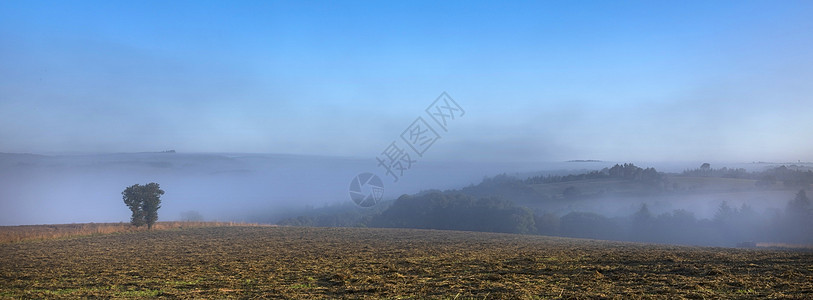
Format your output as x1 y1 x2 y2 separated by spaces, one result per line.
0 152 603 225
1 151 811 246
0 153 793 222
540 189 796 220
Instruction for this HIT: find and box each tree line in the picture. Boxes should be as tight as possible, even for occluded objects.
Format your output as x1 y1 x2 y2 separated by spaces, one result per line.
277 163 813 246
280 189 812 246
682 164 813 188
554 190 812 246
524 163 664 185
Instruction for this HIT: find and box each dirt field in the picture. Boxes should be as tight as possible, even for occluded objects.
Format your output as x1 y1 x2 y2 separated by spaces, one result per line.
1 226 811 299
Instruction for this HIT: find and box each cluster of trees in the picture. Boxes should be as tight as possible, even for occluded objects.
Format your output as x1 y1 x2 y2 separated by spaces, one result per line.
607 163 662 183
278 192 537 235
278 188 812 246
681 163 750 178
525 163 664 186
760 166 813 188
536 190 812 246
682 164 813 189
525 169 608 184
274 163 813 246
451 164 669 204
122 183 164 229
459 174 545 203
781 190 813 242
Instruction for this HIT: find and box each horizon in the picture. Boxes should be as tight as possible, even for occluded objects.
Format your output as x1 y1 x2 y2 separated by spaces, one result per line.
3 150 813 166
1 150 808 226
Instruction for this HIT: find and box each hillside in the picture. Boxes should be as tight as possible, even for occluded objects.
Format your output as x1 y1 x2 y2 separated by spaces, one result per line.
279 164 813 247
1 226 810 298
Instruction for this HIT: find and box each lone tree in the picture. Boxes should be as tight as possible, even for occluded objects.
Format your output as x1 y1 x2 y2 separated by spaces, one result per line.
122 182 164 229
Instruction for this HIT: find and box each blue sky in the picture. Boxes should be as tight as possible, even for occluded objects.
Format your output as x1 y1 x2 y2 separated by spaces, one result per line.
2 0 812 162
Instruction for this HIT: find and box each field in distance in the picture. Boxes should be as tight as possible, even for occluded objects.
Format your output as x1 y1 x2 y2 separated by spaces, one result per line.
1 226 812 299
0 221 266 244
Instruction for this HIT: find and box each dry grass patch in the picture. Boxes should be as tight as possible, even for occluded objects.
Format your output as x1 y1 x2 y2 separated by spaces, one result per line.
0 221 267 244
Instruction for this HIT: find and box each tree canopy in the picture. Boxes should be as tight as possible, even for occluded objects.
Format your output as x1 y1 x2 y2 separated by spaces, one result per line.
122 182 164 229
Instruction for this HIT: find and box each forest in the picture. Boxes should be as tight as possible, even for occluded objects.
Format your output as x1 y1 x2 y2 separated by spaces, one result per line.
278 164 813 247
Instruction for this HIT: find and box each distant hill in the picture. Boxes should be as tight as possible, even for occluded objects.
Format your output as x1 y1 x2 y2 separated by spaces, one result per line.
278 163 813 247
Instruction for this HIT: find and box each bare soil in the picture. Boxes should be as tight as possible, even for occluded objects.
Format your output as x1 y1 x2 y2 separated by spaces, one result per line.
1 226 811 299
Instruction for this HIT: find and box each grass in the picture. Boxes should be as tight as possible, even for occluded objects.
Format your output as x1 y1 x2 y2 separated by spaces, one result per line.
0 226 811 298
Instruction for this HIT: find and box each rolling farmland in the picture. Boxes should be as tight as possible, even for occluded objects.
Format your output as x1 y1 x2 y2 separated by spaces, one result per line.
1 226 811 299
